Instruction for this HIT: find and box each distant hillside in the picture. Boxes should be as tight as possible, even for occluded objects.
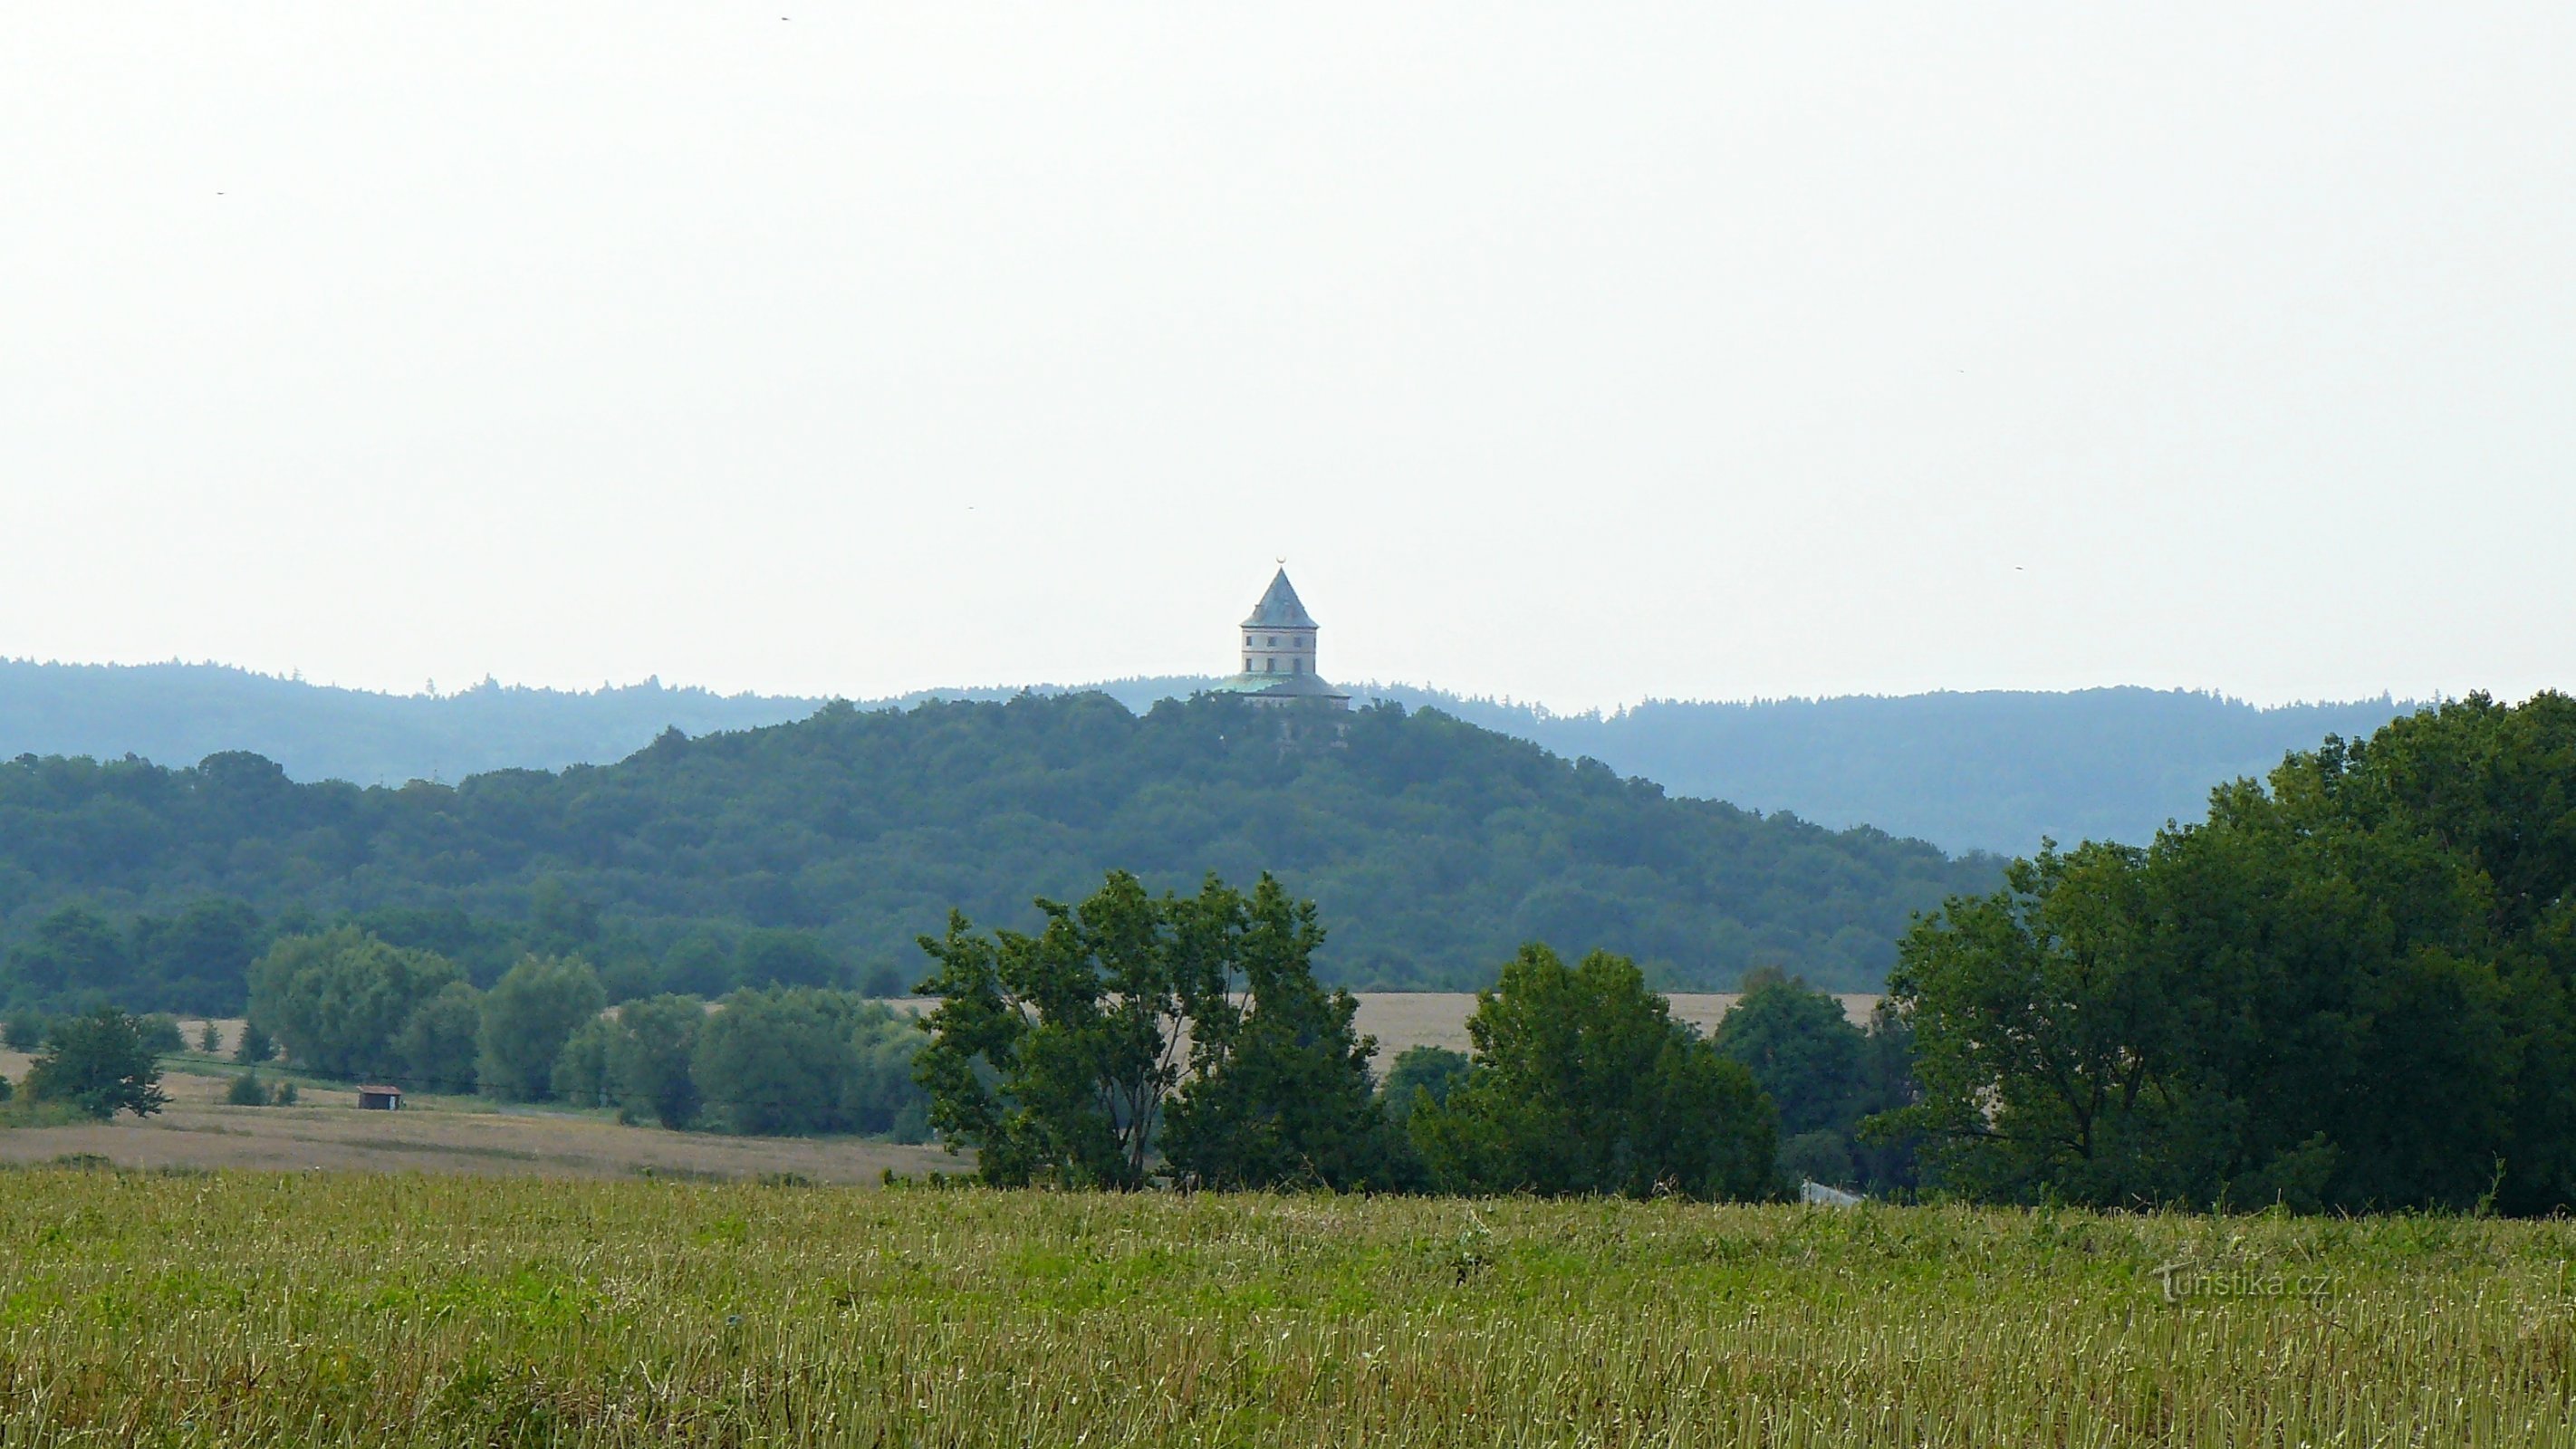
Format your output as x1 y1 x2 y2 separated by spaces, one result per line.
0 693 1994 993
1355 686 2421 855
0 661 805 786
0 659 2416 853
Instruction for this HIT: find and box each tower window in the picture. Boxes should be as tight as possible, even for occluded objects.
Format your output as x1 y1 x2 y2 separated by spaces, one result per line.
1245 657 1252 670
1245 636 1253 647
1267 637 1277 647
1293 658 1302 673
1264 658 1275 673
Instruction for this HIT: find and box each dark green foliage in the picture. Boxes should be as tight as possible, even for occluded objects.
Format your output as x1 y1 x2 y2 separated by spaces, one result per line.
1885 693 2576 1214
1712 969 1861 1137
246 927 463 1080
735 930 841 990
690 988 923 1136
1711 968 1918 1192
1410 945 1777 1202
136 1013 186 1056
919 870 1383 1190
476 956 605 1100
911 873 1197 1188
271 1079 297 1106
233 1020 276 1064
553 993 707 1128
197 1022 220 1053
1158 878 1390 1191
614 994 709 1128
3 1008 49 1051
226 1070 268 1106
5 907 128 1002
0 658 2421 855
392 981 483 1093
126 897 265 1015
1379 1046 1470 1127
23 1005 168 1119
659 931 734 998
0 694 1997 996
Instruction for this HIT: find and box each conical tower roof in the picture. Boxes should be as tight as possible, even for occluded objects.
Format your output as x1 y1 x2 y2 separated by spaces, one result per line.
1242 568 1318 630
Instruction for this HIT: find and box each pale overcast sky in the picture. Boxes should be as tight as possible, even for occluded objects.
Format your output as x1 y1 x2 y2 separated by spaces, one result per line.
4 6 2568 711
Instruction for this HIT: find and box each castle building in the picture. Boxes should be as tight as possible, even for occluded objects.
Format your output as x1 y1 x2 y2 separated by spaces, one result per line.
1213 568 1350 709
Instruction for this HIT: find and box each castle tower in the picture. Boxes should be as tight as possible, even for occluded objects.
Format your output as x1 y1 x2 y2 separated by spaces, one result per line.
1215 567 1350 708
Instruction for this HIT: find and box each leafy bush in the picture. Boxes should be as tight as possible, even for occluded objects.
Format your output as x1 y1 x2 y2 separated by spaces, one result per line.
23 1006 169 1120
3 1009 48 1051
233 1020 276 1064
137 1013 187 1057
1410 945 1776 1201
226 1071 268 1107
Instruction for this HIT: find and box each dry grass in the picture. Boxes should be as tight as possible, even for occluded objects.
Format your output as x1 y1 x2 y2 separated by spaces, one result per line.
874 993 1881 1061
1350 992 1878 1058
0 1044 956 1185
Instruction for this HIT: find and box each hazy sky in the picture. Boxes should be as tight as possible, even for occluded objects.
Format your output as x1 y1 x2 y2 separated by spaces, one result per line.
5 6 2568 712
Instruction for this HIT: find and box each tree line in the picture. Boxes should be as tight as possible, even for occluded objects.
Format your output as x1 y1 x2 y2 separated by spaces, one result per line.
0 692 1997 995
1882 692 2576 1214
87 869 1905 1198
231 927 931 1138
910 870 1908 1199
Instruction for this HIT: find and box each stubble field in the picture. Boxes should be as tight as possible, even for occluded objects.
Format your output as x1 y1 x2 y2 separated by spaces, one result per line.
0 1168 2570 1447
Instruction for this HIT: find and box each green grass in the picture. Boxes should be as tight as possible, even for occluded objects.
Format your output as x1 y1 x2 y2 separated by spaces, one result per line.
1 1171 2572 1445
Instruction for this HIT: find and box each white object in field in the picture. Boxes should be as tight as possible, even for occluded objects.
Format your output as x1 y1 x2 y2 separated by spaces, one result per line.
1800 1179 1863 1207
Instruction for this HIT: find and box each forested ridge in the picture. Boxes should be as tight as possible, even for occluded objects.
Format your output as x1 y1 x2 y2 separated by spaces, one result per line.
0 692 1995 1006
1 659 2412 853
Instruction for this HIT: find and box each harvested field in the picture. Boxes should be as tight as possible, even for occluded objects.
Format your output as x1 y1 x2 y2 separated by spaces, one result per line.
876 993 1883 1061
0 1048 955 1185
1350 991 1878 1058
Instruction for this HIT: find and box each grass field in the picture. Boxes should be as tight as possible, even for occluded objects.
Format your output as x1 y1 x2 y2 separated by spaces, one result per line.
0 1170 2570 1446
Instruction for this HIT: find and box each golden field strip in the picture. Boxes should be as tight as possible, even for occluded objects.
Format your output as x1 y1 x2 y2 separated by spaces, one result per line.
0 1170 2570 1446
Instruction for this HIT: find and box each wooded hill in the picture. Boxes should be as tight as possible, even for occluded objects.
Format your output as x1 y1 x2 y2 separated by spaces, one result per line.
0 693 1995 995
0 658 2413 854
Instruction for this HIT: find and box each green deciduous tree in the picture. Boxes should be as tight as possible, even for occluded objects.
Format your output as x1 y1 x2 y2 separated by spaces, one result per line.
476 956 605 1100
5 906 129 1002
393 981 483 1094
1160 877 1390 1190
234 1020 276 1064
245 927 463 1080
1884 692 2576 1213
912 872 1197 1188
1379 1045 1470 1127
1411 945 1776 1201
689 987 920 1136
555 993 708 1128
23 1005 168 1119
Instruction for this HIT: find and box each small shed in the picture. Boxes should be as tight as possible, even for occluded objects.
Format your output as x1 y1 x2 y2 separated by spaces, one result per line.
356 1084 403 1110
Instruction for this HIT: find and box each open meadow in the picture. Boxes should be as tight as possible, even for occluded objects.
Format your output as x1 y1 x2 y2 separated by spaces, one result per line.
0 1168 2571 1447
